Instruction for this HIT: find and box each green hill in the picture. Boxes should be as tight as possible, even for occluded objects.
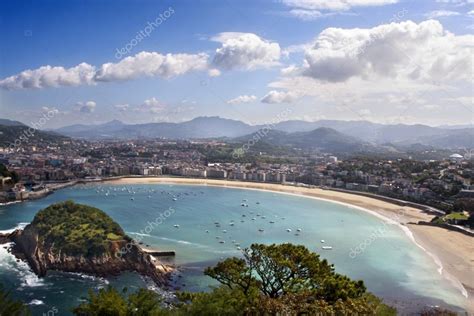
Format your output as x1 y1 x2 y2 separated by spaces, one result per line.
31 201 127 257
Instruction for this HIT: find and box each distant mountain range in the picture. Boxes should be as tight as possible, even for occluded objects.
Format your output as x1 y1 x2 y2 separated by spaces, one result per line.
0 116 471 151
233 128 379 154
48 116 472 149
0 119 68 147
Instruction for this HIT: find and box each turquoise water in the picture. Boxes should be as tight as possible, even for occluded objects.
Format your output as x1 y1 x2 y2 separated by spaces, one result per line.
0 183 468 315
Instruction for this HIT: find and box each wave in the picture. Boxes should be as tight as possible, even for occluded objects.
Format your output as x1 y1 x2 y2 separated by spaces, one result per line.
154 236 209 248
0 243 47 288
127 232 152 237
0 222 29 234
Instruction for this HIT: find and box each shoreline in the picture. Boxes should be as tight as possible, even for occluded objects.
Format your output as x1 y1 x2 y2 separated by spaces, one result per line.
102 176 474 312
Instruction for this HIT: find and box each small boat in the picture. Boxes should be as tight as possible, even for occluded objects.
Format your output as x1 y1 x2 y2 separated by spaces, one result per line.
251 218 256 221
240 220 245 223
236 246 242 250
214 222 219 225
242 214 246 217
219 240 225 244
222 230 227 233
286 228 292 232
296 228 302 232
130 198 134 201
269 221 275 224
261 216 266 219
320 240 325 243
229 223 235 226
256 202 260 204
322 246 332 250
295 233 300 236
173 224 180 228
258 228 264 232
205 230 209 233
172 198 178 201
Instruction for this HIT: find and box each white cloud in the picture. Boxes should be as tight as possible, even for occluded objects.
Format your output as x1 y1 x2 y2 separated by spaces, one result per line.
137 97 165 113
424 10 461 18
288 9 328 20
113 104 129 112
95 52 209 82
467 10 474 15
208 68 221 77
0 63 96 90
227 95 257 104
261 90 299 104
1 52 209 90
212 32 281 70
281 0 398 11
74 101 96 113
295 20 473 83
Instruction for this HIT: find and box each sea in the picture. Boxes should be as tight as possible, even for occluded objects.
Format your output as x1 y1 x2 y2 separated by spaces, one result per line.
0 183 469 315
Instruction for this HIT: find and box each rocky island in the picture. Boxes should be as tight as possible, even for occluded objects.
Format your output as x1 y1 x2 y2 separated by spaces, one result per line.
0 201 173 285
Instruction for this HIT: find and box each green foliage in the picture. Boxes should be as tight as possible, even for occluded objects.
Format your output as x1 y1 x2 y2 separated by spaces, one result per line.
32 201 126 257
72 243 396 315
0 284 30 316
73 287 167 316
0 164 19 183
202 243 390 314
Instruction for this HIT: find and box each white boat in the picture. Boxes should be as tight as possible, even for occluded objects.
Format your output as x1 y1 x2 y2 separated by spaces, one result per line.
173 224 180 228
222 230 227 233
286 228 292 232
320 240 325 243
258 228 264 232
322 246 332 250
297 228 302 232
172 198 178 201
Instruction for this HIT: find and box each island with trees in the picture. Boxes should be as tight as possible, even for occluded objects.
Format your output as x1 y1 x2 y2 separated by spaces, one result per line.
0 201 173 285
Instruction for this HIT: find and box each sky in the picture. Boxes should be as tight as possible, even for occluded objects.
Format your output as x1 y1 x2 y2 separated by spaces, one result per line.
0 0 473 128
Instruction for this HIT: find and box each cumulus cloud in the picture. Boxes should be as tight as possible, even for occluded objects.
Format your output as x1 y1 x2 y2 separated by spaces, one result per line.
114 104 129 112
95 52 209 82
74 101 96 113
212 32 281 70
227 95 257 104
261 90 299 104
424 10 461 18
295 20 473 83
281 0 398 11
0 52 209 90
137 97 165 113
0 63 96 90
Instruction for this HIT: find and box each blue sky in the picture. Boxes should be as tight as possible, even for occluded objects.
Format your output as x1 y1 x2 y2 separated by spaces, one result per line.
0 0 472 128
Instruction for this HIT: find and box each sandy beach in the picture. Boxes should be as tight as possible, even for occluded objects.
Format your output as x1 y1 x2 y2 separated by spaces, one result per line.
104 177 474 311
